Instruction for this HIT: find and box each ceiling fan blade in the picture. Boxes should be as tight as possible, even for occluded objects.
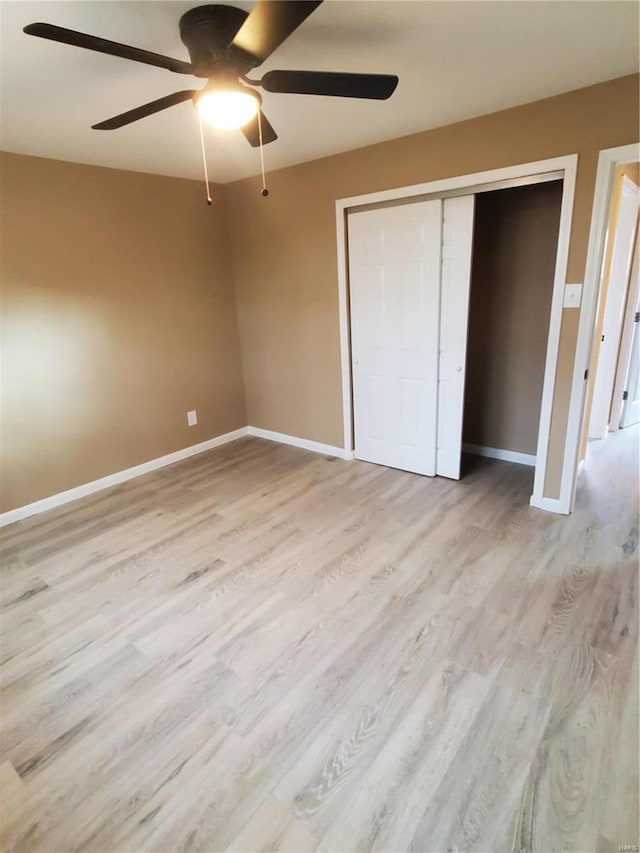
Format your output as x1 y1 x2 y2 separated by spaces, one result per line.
230 1 323 68
241 110 278 148
260 70 399 100
92 90 196 130
23 23 193 74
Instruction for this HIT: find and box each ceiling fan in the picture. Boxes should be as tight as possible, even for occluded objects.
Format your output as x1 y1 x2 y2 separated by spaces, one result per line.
23 1 399 149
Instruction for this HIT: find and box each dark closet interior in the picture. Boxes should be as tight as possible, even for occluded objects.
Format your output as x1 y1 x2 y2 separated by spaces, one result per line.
463 180 564 460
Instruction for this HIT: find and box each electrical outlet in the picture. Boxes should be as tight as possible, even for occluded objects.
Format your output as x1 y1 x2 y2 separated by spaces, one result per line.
187 410 197 426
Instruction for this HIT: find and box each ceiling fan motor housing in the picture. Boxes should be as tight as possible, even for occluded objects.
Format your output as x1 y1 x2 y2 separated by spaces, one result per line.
179 4 248 76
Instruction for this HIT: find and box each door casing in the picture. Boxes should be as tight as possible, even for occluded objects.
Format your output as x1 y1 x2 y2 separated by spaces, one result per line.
588 175 640 439
565 143 640 512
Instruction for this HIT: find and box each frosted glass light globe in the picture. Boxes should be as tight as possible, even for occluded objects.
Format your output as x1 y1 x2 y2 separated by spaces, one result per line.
197 90 258 130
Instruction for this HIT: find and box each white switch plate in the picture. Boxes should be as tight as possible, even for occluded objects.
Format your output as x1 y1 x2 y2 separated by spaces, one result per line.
187 410 197 426
563 283 582 308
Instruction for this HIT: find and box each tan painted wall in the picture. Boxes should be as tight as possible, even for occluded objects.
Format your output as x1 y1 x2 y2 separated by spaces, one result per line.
463 181 563 456
0 153 246 512
227 74 639 499
2 75 638 514
580 162 640 460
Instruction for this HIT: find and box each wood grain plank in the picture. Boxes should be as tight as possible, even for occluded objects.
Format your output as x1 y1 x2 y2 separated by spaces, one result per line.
0 426 636 852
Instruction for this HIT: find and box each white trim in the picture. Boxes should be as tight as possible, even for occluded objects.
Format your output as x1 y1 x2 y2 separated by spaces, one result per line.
462 442 536 467
529 156 577 509
1 426 356 529
0 428 248 528
562 143 640 515
246 426 354 459
336 159 570 211
589 175 639 438
336 210 353 454
336 155 578 514
529 494 569 514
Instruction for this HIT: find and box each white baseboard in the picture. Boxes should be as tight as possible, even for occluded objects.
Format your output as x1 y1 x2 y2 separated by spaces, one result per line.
1 425 565 527
247 426 353 459
529 493 570 514
462 442 536 467
0 427 248 528
0 425 355 528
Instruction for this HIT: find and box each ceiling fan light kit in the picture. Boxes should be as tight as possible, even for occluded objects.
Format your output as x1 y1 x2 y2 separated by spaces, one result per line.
23 1 399 203
195 83 260 131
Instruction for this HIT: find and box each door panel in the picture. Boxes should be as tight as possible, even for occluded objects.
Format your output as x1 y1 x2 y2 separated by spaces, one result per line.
365 373 390 440
613 224 640 429
348 201 442 476
620 311 640 428
590 177 640 437
437 195 476 479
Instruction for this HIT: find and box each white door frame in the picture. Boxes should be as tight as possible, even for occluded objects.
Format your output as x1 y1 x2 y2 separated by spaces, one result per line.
563 143 640 513
588 174 639 438
335 154 578 513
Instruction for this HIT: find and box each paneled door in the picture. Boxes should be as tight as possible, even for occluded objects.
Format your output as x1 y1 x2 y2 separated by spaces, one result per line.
348 200 443 476
615 223 640 429
437 195 476 478
590 176 640 437
620 314 640 428
348 197 475 478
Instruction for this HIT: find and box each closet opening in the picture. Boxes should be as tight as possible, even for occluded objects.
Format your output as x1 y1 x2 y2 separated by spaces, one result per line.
337 154 578 512
461 180 564 478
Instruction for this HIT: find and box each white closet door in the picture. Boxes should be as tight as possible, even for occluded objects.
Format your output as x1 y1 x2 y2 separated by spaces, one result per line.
620 311 640 428
348 201 442 476
437 195 476 479
590 177 640 438
614 225 640 429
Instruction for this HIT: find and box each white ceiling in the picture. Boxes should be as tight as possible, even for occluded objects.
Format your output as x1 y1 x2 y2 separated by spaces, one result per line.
1 1 638 184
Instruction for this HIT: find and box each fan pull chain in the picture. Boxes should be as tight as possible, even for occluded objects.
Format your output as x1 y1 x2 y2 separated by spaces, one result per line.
198 114 212 206
257 110 269 198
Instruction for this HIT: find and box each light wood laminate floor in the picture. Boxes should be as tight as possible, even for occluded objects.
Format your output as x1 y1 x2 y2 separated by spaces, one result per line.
1 427 638 853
